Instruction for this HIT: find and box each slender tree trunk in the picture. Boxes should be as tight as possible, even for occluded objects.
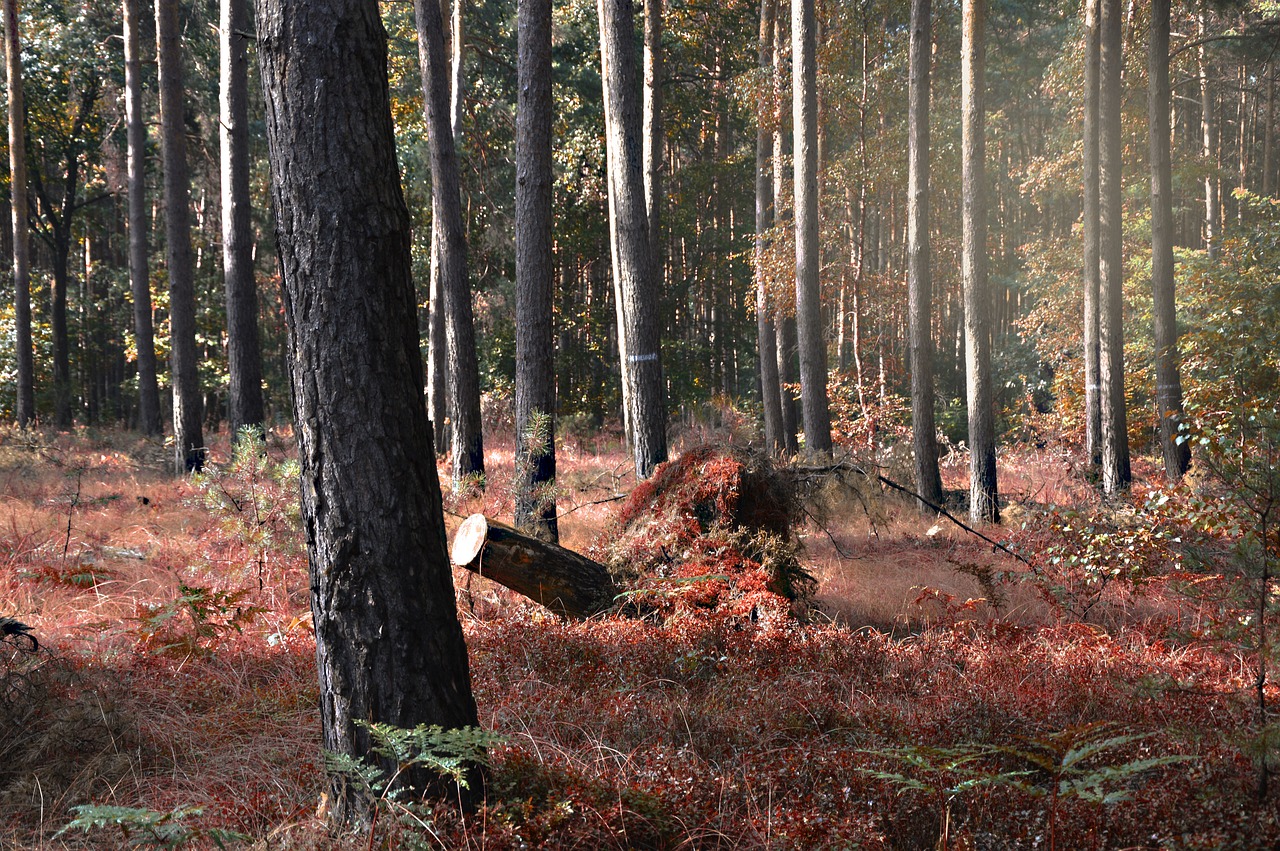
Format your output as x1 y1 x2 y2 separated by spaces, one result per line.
514 0 558 542
4 0 33 428
221 0 264 433
962 0 998 522
792 0 831 455
773 6 798 455
1264 70 1274 197
256 0 483 821
1148 0 1190 481
157 0 205 472
1199 13 1219 260
51 236 72 427
600 0 667 478
1082 0 1102 469
416 0 485 483
908 0 943 512
1099 0 1130 493
124 0 161 435
643 0 663 285
755 0 783 454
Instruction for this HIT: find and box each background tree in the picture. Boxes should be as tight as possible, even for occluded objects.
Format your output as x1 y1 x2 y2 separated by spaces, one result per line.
599 0 667 478
416 0 484 483
907 0 942 512
4 0 34 428
1082 0 1101 470
513 0 558 542
755 0 782 454
962 0 997 522
255 0 483 821
220 0 264 432
791 0 830 455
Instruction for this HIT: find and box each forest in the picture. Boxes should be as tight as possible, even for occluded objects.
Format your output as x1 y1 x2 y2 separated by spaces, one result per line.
2 0 1280 845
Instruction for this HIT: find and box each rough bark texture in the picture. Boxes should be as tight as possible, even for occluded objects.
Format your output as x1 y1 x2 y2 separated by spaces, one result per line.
907 0 943 513
452 515 617 618
156 0 205 472
124 0 161 436
791 0 831 455
1199 13 1219 261
755 0 783 455
1099 0 1130 493
600 0 667 479
1148 0 1190 481
427 233 450 455
255 0 482 820
514 0 558 542
1082 0 1102 469
4 0 33 428
415 0 484 484
962 0 998 522
221 0 264 433
643 0 663 285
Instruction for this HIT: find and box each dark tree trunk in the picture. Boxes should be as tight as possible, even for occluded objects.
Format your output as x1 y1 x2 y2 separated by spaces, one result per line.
907 0 943 512
156 0 205 472
599 0 667 478
255 0 483 822
1148 0 1190 481
643 0 663 286
514 0 558 542
755 0 783 454
51 237 72 427
1082 0 1101 469
962 0 998 522
1099 0 1130 493
124 0 161 436
773 7 798 455
221 0 264 433
791 0 831 455
415 0 484 484
4 0 34 428
1264 70 1274 197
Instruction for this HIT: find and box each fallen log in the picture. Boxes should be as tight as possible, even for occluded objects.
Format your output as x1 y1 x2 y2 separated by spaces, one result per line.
450 514 620 619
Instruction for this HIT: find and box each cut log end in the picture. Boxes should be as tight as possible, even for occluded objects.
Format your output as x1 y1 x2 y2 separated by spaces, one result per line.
452 513 489 566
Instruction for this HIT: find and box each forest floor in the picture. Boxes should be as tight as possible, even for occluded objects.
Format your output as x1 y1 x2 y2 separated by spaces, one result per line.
0 423 1276 849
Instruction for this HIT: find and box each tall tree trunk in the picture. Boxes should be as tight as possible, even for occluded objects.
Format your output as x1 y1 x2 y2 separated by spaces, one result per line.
4 0 33 428
1082 0 1102 469
962 0 998 522
791 0 831 455
773 6 798 455
907 0 943 512
1264 69 1275 197
51 235 72 427
643 0 662 285
256 0 483 821
600 0 667 478
221 0 264 433
416 0 485 483
514 0 558 542
755 0 783 454
124 0 161 435
157 0 205 471
1199 13 1219 260
1099 0 1130 493
1148 0 1190 481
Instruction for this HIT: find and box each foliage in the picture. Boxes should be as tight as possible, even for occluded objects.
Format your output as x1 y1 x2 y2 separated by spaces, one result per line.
129 583 263 657
57 804 249 849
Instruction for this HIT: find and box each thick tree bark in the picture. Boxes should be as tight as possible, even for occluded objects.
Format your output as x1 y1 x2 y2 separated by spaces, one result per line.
452 514 617 618
1082 0 1102 469
124 0 161 436
599 0 667 479
907 0 943 513
755 0 783 455
221 0 264 433
255 0 483 820
1199 13 1219 261
156 0 205 472
1099 0 1130 493
416 0 485 484
514 0 558 542
643 0 663 285
1148 0 1190 481
791 0 831 455
962 0 998 522
4 0 33 428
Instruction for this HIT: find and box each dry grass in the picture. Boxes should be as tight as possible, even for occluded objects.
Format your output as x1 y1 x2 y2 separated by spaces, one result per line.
0 425 1275 849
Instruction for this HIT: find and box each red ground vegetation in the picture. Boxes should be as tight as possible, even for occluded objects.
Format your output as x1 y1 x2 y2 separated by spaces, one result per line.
0 427 1277 849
